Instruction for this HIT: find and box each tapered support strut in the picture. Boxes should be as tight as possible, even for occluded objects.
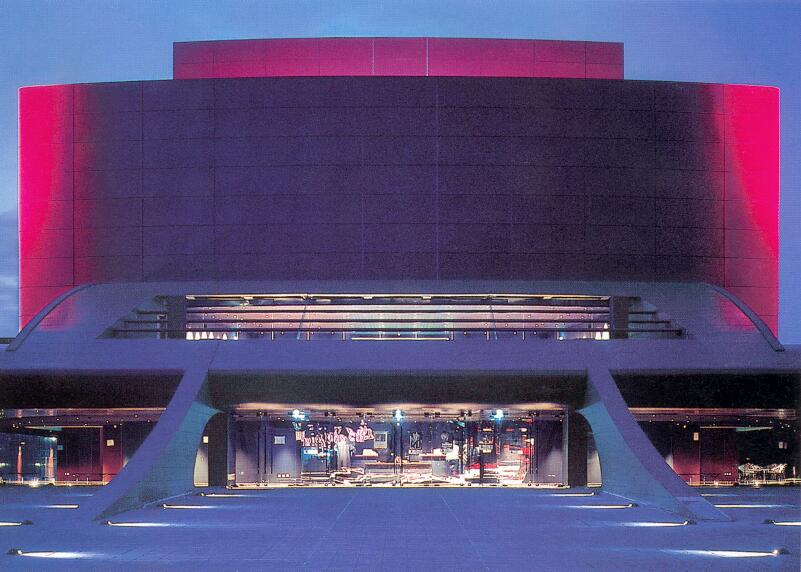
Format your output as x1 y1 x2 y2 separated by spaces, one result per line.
79 368 218 520
578 367 728 521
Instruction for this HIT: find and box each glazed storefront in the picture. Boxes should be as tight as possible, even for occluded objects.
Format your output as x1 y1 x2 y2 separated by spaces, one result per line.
220 408 573 487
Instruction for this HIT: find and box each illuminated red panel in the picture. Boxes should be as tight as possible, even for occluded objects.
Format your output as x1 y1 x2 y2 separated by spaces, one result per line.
586 42 623 65
19 86 73 144
428 38 483 76
725 216 772 270
214 39 265 63
173 38 625 79
721 84 779 333
725 257 777 289
19 286 73 324
19 228 72 259
264 38 319 60
212 60 266 78
20 257 73 288
173 62 214 79
533 61 585 78
319 38 372 76
263 38 320 76
373 37 426 76
173 41 214 64
18 145 72 204
724 166 779 205
586 64 623 79
18 85 75 326
480 39 534 77
535 40 586 63
723 85 779 256
19 200 72 230
727 286 778 318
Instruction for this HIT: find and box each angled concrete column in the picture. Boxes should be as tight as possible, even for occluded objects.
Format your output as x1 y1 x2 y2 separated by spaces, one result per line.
79 368 218 520
579 367 728 521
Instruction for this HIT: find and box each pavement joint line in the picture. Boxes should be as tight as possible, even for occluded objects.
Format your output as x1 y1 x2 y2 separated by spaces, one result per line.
438 491 492 572
301 489 357 567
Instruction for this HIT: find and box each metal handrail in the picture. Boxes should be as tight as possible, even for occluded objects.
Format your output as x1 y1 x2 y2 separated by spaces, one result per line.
112 326 684 335
181 308 614 315
705 283 784 351
123 318 672 325
6 284 93 352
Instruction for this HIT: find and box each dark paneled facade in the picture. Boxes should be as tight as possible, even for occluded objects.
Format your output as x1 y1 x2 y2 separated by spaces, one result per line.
19 77 778 331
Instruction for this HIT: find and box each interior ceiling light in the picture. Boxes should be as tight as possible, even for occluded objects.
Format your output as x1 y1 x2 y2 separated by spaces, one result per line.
0 520 32 526
45 504 79 509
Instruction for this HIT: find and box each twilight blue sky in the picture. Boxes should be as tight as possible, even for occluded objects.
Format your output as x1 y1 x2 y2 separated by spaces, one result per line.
0 0 798 340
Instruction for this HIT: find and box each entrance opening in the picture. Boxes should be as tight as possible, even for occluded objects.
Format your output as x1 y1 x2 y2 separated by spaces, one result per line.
226 407 569 487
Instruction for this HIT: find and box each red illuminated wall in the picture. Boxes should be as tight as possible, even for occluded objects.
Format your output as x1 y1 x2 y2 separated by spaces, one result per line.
173 38 623 80
18 78 779 334
721 85 780 333
18 84 75 327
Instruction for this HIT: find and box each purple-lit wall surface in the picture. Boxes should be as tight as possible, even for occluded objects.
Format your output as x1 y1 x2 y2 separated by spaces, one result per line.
18 76 778 332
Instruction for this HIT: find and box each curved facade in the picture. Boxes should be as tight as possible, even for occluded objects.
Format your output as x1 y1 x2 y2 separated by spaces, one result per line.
6 37 793 523
19 74 779 330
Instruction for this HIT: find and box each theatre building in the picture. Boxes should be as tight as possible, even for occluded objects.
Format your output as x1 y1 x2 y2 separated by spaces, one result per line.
0 37 798 521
